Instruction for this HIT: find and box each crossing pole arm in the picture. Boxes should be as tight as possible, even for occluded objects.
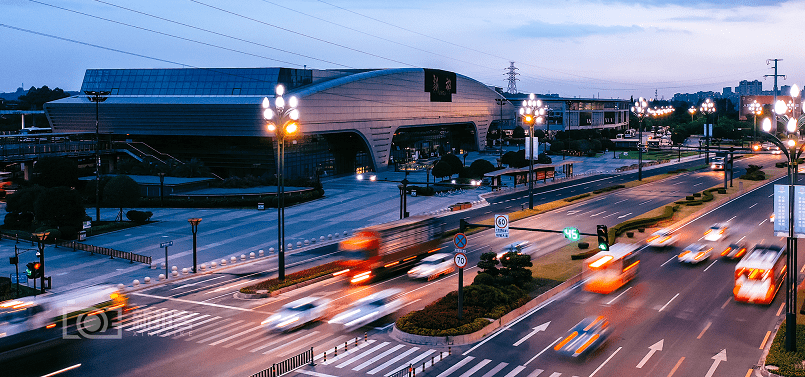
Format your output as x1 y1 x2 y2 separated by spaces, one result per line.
459 220 595 236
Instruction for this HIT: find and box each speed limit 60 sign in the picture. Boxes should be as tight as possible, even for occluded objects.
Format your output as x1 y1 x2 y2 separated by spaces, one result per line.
495 214 509 238
454 252 467 268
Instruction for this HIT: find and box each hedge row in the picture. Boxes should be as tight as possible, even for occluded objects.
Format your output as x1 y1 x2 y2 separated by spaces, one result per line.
592 185 625 194
239 260 353 294
136 188 324 209
564 193 591 202
608 205 679 245
675 188 716 206
764 320 805 376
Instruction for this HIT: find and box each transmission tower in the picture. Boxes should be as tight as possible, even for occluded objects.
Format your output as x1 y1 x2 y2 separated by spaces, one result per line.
505 62 519 94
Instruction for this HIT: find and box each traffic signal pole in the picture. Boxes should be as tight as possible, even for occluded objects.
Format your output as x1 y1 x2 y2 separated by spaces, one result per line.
460 218 600 238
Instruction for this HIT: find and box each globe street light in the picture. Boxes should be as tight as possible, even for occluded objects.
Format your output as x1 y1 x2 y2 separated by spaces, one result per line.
188 218 202 273
520 93 547 209
688 106 696 122
699 98 716 164
747 100 763 150
262 85 300 282
631 97 648 181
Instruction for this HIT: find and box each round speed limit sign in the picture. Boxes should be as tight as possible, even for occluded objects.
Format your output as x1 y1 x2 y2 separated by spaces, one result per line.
454 252 467 269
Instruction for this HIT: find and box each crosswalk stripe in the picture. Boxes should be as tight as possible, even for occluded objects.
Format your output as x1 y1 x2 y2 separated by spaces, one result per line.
366 347 419 375
459 359 491 377
251 331 320 353
336 342 390 368
313 335 351 360
321 340 376 365
353 344 406 371
481 362 509 377
158 316 218 337
145 314 206 336
503 366 526 377
184 320 244 341
196 322 256 344
125 309 178 331
220 327 268 348
115 307 157 326
120 308 170 330
434 356 475 377
135 311 198 333
261 331 322 355
273 331 336 360
171 316 230 338
548 372 560 377
385 349 437 377
527 370 544 377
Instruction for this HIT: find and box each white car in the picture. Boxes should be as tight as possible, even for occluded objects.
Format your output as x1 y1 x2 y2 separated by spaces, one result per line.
329 289 405 330
704 223 729 242
646 229 679 248
498 241 532 260
261 296 331 332
711 157 725 170
770 213 775 223
408 253 455 280
678 243 713 264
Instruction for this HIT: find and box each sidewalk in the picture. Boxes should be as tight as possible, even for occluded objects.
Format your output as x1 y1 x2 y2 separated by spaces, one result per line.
0 149 704 294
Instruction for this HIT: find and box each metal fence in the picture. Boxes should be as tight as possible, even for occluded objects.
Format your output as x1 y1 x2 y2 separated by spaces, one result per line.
387 364 413 377
58 241 152 265
250 347 313 377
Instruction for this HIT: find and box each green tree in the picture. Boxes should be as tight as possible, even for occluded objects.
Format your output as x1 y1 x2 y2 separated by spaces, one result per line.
33 157 79 188
499 253 533 288
103 175 141 221
440 154 464 177
34 187 86 228
468 159 496 177
477 252 500 276
550 140 565 152
431 160 452 179
17 86 70 110
512 126 525 139
6 185 45 216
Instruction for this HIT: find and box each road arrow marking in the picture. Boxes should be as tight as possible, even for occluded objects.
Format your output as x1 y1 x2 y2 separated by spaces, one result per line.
513 321 550 346
705 349 727 377
635 339 664 368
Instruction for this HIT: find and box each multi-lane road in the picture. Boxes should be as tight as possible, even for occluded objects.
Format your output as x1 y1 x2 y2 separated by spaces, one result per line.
2 154 793 377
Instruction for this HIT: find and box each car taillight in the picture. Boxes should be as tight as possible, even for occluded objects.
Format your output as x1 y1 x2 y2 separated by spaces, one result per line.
679 251 690 258
721 247 731 256
555 331 578 351
695 252 706 260
704 230 711 235
575 334 600 355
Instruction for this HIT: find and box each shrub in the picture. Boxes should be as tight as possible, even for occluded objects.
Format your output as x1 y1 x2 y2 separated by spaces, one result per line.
240 261 352 294
578 242 589 249
565 193 591 202
693 193 702 197
408 186 435 196
126 210 153 224
686 195 695 200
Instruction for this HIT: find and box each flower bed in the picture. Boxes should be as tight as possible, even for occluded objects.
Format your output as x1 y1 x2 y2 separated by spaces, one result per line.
239 260 353 294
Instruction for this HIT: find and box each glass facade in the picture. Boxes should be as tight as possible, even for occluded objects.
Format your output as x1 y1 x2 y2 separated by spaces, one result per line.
80 68 313 96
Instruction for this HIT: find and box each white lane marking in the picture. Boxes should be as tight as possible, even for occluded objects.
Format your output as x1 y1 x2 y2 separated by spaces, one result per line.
526 370 543 377
353 344 406 371
749 203 758 208
613 199 629 205
170 275 227 290
458 359 491 377
208 279 255 293
567 210 581 215
130 292 258 312
759 219 768 226
617 213 633 219
769 193 774 198
693 182 703 186
591 211 606 217
524 337 561 366
321 339 375 364
673 181 683 185
513 322 551 347
336 342 390 368
602 212 618 218
366 347 420 375
638 200 652 205
297 371 340 377
727 216 737 222
208 324 264 346
481 362 509 377
659 293 680 312
41 364 82 377
433 356 475 377
738 236 746 242
606 287 632 305
636 339 664 368
157 315 218 337
704 349 727 377
503 366 527 377
589 347 622 377
703 260 718 272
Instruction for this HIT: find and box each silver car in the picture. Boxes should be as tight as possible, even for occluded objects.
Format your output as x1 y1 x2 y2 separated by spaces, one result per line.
329 289 405 330
408 253 455 280
261 296 331 332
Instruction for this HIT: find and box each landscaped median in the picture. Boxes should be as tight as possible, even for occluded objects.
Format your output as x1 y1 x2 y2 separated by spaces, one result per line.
238 260 354 298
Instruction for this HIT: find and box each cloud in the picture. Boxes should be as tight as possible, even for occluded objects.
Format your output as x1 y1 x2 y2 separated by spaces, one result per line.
508 20 646 39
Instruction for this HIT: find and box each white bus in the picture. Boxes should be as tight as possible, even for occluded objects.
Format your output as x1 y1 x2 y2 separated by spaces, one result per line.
734 245 786 305
583 243 640 294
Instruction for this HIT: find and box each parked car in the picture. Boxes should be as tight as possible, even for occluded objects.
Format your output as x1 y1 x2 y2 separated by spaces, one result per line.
329 289 405 330
261 296 331 332
554 316 611 358
408 253 455 280
678 243 713 264
646 229 679 249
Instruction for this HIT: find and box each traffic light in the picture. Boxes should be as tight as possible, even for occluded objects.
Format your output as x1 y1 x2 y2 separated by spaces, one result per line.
597 225 609 251
26 262 41 279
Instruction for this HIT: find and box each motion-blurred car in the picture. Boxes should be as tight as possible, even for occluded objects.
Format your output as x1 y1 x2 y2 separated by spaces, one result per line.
721 242 748 260
771 146 782 155
704 223 729 242
261 296 331 332
329 289 405 330
678 243 713 264
554 316 611 358
646 229 679 249
711 157 725 170
770 213 775 223
407 253 455 280
498 241 531 260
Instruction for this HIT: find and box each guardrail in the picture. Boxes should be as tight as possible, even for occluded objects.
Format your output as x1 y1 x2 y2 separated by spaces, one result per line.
388 365 414 377
250 347 313 377
58 241 152 265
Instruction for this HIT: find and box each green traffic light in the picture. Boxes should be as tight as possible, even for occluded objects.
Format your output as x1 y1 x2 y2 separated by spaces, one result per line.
599 243 609 251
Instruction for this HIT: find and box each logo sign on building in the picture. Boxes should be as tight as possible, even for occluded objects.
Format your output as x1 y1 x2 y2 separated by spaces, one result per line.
495 214 509 238
424 69 456 102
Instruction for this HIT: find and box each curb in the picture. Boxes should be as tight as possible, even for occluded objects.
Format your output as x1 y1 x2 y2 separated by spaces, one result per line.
235 274 342 299
390 274 583 346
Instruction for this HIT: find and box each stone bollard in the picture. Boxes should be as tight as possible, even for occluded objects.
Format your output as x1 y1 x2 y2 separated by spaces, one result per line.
133 279 140 287
240 254 246 261
328 234 332 239
151 263 157 270
343 231 348 236
117 284 126 290
334 232 339 238
158 274 165 280
182 268 188 275
320 236 325 242
144 277 151 284
172 271 178 277
267 248 273 254
287 243 293 250
249 252 255 259
161 262 166 270
200 263 207 271
304 240 310 245
220 259 227 266
210 261 217 269
297 241 302 248
310 238 316 244
172 266 178 271
230 256 236 264
260 249 266 257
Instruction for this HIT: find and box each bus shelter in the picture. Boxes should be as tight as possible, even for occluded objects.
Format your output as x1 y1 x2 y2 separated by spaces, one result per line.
483 160 582 189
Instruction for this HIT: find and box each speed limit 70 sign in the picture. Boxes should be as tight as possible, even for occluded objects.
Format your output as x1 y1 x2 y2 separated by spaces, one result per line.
454 252 467 268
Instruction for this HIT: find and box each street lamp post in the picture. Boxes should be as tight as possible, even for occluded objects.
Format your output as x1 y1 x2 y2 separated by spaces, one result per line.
262 85 300 282
188 218 202 273
688 106 696 122
495 98 507 164
748 100 763 149
158 172 166 207
85 90 110 223
631 97 648 181
700 98 716 164
520 93 547 209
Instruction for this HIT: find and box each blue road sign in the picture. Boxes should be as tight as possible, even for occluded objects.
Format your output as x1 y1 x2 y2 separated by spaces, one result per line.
454 233 468 249
160 241 173 248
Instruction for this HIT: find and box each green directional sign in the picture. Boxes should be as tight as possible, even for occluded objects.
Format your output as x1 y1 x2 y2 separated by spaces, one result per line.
563 227 580 241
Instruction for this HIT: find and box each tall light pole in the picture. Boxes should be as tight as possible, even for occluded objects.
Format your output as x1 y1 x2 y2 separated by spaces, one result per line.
85 90 110 223
631 97 648 181
262 85 299 282
188 218 202 273
520 93 547 209
700 98 716 164
748 100 763 149
494 98 508 166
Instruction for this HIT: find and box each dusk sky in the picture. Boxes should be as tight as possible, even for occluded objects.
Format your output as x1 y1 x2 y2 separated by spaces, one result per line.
2 0 803 100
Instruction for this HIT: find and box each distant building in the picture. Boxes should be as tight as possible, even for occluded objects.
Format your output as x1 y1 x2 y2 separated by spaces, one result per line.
501 92 629 132
737 80 762 96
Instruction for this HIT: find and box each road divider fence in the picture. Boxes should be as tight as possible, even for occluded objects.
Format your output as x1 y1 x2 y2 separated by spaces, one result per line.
249 347 313 377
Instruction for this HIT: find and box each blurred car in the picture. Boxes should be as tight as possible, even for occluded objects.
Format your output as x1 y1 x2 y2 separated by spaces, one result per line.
721 242 748 260
678 243 713 264
770 213 775 223
408 253 455 280
329 289 405 330
704 223 729 242
771 146 782 155
711 157 725 170
498 241 531 260
554 316 611 358
646 229 679 248
261 296 331 332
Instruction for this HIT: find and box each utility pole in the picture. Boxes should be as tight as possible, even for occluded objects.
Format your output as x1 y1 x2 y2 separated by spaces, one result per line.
765 59 785 133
